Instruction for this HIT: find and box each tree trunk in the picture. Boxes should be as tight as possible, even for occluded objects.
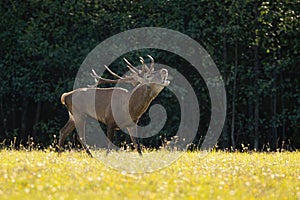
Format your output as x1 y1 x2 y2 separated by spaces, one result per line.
0 98 7 141
254 80 259 150
11 96 17 132
280 69 286 140
253 2 260 150
272 65 278 149
231 40 238 151
222 11 229 149
32 101 42 143
20 97 29 146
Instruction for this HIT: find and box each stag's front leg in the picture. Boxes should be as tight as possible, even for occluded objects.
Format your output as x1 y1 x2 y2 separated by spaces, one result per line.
106 125 115 155
127 125 142 156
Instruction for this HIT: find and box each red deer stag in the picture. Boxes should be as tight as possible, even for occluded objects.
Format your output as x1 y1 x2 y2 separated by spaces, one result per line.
59 55 170 157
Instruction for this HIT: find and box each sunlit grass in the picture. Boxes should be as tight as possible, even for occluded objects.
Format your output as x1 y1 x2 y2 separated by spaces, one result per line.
0 150 299 199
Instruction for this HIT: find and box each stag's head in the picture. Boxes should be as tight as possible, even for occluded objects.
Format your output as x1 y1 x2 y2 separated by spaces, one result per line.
124 55 170 87
90 55 170 89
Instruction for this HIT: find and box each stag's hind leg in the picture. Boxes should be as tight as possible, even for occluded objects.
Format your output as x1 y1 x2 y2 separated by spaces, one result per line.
59 117 75 152
73 114 93 157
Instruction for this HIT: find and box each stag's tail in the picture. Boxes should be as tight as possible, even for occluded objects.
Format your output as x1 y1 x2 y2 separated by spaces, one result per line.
60 92 73 114
61 93 67 105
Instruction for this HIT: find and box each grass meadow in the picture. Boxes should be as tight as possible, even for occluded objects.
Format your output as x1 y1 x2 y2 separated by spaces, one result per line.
0 150 299 199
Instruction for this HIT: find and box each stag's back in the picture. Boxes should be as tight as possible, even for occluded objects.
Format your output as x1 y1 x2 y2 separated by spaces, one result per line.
61 87 129 125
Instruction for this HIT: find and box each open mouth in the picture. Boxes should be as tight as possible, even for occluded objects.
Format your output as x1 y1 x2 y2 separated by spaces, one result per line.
164 79 170 86
160 69 170 86
162 77 170 86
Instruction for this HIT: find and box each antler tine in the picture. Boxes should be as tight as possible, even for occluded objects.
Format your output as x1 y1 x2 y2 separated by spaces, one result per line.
87 77 100 88
123 57 139 74
88 69 120 87
139 56 149 73
147 55 155 72
90 69 101 79
88 69 101 87
88 68 137 88
104 65 124 79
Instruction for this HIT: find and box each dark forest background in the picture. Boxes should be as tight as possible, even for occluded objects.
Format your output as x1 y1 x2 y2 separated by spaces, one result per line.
0 0 299 151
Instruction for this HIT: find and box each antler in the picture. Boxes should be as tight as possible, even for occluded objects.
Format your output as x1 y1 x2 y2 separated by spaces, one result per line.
147 55 155 73
88 67 134 88
123 58 140 74
124 55 155 74
88 69 118 87
103 65 123 79
139 56 149 74
88 55 155 88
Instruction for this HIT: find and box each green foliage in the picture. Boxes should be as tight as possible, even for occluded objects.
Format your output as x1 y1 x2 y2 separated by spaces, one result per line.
0 0 299 150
